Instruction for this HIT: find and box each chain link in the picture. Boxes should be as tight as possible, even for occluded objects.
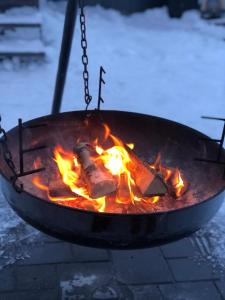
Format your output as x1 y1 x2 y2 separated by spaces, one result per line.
79 0 92 110
0 117 23 192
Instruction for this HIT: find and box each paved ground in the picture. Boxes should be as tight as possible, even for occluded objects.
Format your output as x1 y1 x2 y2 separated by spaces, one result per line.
0 233 224 300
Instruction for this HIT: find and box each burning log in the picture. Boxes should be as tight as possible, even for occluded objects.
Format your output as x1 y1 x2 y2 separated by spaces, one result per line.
164 167 189 198
74 143 117 199
150 155 188 198
116 173 131 204
48 177 76 199
126 147 167 197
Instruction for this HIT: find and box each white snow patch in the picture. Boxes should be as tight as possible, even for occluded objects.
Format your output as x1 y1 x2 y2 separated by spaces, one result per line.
60 275 97 300
61 275 97 289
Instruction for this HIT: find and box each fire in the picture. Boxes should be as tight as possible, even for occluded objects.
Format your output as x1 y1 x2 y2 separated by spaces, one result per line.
33 146 106 212
127 143 134 150
53 146 86 198
172 169 185 198
150 154 186 198
95 132 139 205
32 123 188 213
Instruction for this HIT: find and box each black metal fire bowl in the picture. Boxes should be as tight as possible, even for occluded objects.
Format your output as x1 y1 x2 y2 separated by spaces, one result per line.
1 110 225 249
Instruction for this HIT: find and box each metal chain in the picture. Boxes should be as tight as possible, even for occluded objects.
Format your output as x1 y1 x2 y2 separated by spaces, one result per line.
79 0 92 110
0 117 23 192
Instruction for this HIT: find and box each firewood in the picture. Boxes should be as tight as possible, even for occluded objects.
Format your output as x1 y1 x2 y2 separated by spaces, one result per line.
163 167 188 198
48 177 76 199
149 155 188 198
74 143 117 199
116 173 131 204
126 146 167 197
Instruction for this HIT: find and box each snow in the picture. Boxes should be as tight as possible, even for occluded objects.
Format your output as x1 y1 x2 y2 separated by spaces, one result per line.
60 275 97 299
0 6 41 18
0 40 45 54
0 3 225 268
0 190 40 270
0 11 41 26
60 275 97 289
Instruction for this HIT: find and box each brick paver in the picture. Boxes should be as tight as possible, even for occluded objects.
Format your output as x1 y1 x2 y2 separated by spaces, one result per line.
111 248 173 284
167 257 220 281
159 282 222 300
70 244 109 262
16 242 74 265
0 289 59 300
215 280 225 299
129 285 163 300
56 262 114 283
0 268 15 292
15 264 58 291
160 238 198 258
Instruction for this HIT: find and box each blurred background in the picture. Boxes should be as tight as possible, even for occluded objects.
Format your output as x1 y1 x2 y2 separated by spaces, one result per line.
1 0 224 17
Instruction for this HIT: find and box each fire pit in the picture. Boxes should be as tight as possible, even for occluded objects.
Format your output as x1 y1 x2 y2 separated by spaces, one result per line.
0 110 225 249
0 0 225 249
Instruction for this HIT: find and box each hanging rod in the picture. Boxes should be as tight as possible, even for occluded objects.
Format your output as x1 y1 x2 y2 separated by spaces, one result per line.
52 0 78 114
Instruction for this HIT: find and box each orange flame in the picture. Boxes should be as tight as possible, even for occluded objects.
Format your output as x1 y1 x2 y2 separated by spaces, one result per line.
95 130 138 205
32 146 106 212
32 123 187 213
172 169 185 198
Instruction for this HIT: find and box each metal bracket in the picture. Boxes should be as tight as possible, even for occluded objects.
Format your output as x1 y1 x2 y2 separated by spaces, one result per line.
195 116 225 178
0 116 47 193
17 118 47 179
0 116 23 192
97 66 106 111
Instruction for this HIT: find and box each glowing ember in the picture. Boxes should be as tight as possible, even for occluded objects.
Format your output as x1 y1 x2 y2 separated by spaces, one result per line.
32 124 188 213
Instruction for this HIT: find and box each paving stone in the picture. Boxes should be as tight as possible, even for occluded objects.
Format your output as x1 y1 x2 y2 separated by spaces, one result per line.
39 233 61 243
57 262 114 283
130 285 163 300
91 282 134 300
161 238 198 258
159 281 222 300
0 289 59 300
15 264 58 290
61 279 134 300
70 244 109 262
215 280 225 299
111 248 173 284
57 262 122 299
0 268 15 292
17 242 73 265
167 258 219 281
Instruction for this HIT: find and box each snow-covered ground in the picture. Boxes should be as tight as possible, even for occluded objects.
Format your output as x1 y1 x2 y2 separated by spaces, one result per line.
0 2 225 269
